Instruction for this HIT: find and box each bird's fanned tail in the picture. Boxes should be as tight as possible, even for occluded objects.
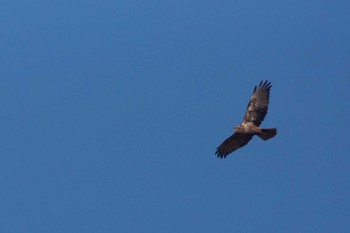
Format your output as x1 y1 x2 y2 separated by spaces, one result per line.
257 128 277 141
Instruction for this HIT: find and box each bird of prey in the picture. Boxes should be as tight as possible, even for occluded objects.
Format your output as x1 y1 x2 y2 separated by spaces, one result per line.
215 80 277 158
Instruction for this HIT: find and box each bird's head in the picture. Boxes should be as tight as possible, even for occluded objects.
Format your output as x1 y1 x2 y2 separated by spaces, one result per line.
233 125 243 133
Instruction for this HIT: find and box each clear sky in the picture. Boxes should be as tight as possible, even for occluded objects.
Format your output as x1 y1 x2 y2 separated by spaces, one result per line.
1 0 349 232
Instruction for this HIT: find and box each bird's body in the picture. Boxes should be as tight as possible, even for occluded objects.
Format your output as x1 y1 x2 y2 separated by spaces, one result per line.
215 80 277 158
234 122 261 134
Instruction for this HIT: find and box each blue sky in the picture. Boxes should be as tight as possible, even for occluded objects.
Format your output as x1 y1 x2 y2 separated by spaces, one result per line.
1 0 349 232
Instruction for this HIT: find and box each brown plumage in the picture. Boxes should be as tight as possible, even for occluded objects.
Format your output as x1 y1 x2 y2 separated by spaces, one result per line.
215 80 277 158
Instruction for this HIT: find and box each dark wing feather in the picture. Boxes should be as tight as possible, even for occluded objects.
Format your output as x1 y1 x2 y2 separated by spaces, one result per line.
215 133 254 158
243 80 272 126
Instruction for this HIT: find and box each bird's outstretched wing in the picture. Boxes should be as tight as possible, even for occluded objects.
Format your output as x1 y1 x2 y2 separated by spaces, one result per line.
243 80 272 126
215 133 254 158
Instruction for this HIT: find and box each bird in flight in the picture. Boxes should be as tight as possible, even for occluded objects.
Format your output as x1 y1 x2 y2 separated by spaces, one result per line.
215 80 277 158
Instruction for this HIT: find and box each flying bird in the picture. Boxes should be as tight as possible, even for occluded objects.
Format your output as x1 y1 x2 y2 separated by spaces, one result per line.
215 80 277 158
